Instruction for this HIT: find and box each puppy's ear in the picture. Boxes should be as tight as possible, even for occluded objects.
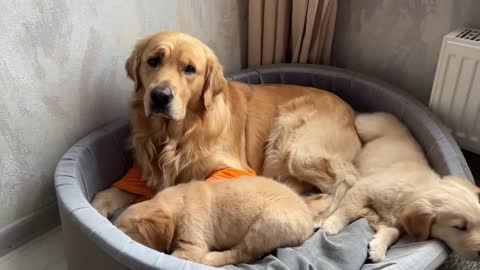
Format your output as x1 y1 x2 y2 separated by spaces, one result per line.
400 200 435 241
137 211 174 252
202 50 225 110
442 175 480 197
125 37 150 91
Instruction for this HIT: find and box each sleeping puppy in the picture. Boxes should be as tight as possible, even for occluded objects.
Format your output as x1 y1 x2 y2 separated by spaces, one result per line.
320 112 480 262
114 176 314 266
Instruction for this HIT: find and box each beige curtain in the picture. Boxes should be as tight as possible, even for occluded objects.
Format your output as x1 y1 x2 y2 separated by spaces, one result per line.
248 0 337 67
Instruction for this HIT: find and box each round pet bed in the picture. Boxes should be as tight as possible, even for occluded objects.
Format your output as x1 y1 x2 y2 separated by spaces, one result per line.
55 64 473 270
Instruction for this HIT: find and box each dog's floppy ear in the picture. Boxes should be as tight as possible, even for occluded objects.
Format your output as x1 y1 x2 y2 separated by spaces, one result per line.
400 200 435 241
202 49 225 110
136 211 174 252
125 37 150 91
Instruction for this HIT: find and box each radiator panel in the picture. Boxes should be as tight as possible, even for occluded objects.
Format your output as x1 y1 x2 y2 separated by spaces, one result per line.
430 28 480 154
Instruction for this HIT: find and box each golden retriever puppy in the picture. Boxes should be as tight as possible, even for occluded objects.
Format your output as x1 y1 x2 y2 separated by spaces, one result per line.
92 31 360 217
320 112 480 262
114 176 314 267
263 95 360 216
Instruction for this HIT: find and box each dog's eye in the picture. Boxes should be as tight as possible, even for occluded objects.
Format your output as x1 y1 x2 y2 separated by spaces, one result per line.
453 224 468 231
183 65 196 75
147 57 160 67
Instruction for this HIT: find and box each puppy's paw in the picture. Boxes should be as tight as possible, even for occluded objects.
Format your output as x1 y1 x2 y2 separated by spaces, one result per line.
172 250 196 262
201 252 228 267
312 215 326 229
320 218 343 235
368 237 387 263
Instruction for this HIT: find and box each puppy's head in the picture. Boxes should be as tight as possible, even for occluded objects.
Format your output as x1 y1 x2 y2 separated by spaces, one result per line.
125 31 225 120
401 176 480 260
114 201 174 252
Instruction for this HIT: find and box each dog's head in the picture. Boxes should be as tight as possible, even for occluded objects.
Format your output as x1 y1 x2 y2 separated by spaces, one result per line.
125 31 225 120
114 201 174 252
400 176 480 260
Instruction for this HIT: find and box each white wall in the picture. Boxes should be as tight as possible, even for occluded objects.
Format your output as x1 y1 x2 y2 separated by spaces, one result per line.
0 0 247 232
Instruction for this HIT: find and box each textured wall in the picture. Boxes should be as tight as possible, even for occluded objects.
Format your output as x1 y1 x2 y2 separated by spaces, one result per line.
333 0 480 104
176 0 248 72
0 0 247 230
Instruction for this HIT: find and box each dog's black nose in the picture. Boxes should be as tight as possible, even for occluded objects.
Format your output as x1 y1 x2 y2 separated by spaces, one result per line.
150 87 173 111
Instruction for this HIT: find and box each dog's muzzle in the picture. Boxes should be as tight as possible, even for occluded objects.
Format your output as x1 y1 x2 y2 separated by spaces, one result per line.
149 86 173 117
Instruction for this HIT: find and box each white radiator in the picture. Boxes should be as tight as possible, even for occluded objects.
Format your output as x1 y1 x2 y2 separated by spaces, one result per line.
430 28 480 154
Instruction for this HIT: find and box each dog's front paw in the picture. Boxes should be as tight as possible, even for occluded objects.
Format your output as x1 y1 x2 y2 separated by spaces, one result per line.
172 250 193 261
201 251 228 267
92 192 115 218
91 187 136 218
320 218 343 235
368 237 387 262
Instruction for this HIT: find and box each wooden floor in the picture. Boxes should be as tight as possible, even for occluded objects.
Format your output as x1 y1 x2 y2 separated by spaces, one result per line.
0 227 66 270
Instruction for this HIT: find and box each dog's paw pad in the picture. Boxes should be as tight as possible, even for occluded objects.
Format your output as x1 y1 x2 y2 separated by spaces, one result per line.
368 238 387 262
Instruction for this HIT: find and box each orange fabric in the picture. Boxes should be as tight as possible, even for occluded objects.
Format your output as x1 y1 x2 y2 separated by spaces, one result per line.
112 162 155 203
111 163 256 202
206 167 256 180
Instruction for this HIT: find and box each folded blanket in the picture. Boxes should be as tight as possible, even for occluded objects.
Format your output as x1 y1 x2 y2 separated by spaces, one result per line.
225 219 374 270
224 219 446 270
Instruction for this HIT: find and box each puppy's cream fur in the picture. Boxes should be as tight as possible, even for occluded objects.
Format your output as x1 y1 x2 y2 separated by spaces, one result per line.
321 112 480 262
115 176 314 266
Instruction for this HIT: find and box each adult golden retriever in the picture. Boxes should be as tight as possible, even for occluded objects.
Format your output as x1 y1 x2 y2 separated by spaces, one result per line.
92 31 360 217
321 112 480 262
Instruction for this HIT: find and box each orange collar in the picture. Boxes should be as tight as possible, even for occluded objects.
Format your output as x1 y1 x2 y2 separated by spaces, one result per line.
112 164 257 203
206 167 257 181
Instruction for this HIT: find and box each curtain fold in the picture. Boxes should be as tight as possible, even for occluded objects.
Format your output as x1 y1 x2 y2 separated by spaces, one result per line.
248 0 337 67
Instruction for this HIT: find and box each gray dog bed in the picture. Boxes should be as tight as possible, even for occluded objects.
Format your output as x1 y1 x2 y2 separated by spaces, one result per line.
55 64 473 270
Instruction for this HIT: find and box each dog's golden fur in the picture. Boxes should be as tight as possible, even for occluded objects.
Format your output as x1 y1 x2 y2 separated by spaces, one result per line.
114 176 314 266
320 112 480 262
92 31 360 219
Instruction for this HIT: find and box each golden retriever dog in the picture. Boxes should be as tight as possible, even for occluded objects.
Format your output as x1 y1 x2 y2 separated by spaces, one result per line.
92 31 360 218
320 112 480 262
114 176 314 266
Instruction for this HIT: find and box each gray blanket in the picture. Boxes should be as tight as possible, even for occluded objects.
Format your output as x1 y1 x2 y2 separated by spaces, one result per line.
225 219 447 270
225 219 373 270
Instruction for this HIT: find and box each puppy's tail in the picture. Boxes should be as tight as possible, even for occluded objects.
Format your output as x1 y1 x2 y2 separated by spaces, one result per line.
294 156 358 220
322 161 358 218
355 112 409 143
305 180 356 226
